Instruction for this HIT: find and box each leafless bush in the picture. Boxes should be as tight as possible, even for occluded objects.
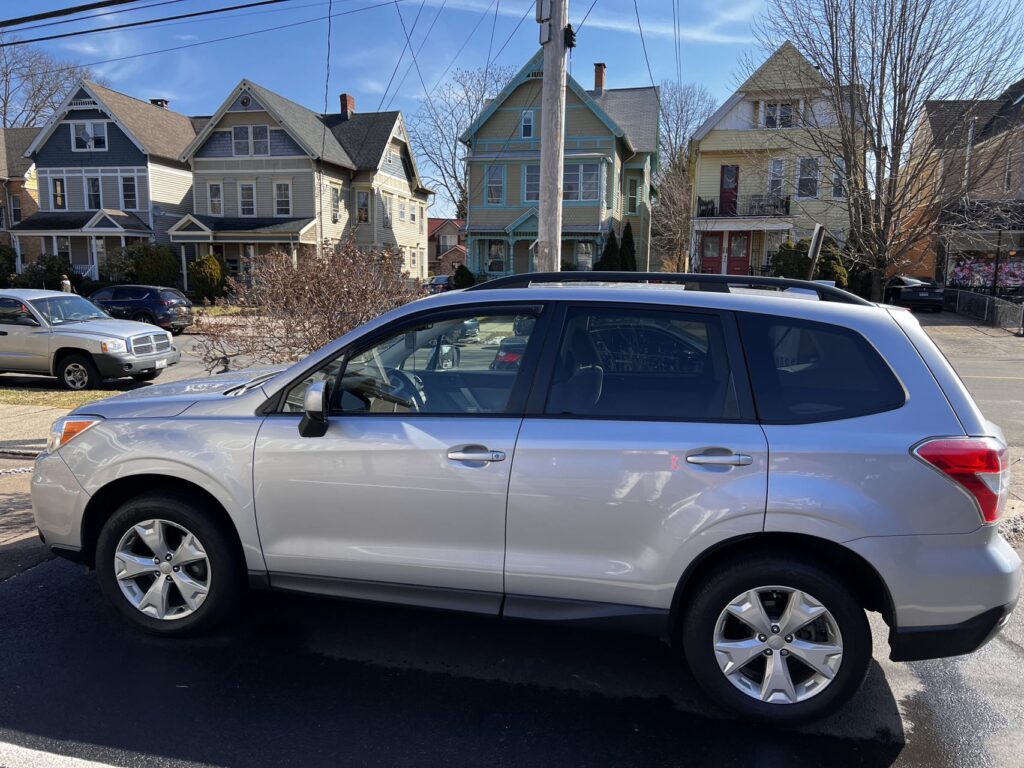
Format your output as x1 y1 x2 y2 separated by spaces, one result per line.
194 239 421 371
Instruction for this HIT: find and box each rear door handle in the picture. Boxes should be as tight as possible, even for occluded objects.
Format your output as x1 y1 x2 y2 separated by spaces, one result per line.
447 448 506 462
686 453 753 467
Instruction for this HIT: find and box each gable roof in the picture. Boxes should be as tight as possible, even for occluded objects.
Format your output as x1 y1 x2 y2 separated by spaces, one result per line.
0 127 39 178
739 41 824 92
588 87 659 154
922 100 1004 148
327 111 401 169
428 217 465 236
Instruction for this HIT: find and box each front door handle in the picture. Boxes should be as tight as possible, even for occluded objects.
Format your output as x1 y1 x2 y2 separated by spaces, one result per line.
447 447 506 462
686 453 753 467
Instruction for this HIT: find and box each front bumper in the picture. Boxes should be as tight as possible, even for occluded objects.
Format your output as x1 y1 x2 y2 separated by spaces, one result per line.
93 346 181 378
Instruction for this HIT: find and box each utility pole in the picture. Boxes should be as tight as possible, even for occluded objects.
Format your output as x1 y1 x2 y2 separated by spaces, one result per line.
536 0 570 272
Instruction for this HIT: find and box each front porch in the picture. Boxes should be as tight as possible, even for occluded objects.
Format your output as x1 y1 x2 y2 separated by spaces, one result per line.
466 213 603 278
693 221 794 276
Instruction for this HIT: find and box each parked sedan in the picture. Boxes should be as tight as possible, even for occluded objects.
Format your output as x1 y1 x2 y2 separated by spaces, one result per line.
90 284 194 334
426 275 452 294
884 277 944 312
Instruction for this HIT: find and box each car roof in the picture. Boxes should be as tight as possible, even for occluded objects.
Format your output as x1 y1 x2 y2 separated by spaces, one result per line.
0 289 69 300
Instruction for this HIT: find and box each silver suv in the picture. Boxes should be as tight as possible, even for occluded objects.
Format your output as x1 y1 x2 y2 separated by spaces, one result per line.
0 289 180 389
31 274 1020 724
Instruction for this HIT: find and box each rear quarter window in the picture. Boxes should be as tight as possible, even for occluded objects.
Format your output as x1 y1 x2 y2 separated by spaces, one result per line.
738 313 905 423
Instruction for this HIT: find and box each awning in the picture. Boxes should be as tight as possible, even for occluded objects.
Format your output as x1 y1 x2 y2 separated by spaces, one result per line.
10 209 152 236
169 214 317 244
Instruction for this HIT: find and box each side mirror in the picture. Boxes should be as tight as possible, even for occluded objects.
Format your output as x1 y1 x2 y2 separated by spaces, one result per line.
298 380 330 438
438 344 460 370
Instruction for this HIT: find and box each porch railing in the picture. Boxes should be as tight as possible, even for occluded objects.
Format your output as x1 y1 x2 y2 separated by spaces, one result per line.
695 194 791 218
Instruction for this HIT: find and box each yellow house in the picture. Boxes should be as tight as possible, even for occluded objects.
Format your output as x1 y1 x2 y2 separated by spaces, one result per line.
688 42 851 275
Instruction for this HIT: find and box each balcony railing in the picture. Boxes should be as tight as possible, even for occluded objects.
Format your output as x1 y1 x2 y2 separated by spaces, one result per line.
696 194 791 218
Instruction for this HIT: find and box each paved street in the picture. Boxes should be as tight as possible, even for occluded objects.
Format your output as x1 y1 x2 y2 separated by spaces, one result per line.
0 313 1023 767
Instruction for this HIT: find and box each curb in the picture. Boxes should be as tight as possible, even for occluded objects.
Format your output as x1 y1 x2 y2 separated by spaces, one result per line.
0 450 39 459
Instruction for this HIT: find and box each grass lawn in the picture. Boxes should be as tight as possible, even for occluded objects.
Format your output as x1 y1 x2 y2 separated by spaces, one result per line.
194 305 245 318
0 386 118 409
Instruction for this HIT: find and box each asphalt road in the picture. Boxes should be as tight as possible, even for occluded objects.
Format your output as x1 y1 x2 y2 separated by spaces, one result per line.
1 312 1023 767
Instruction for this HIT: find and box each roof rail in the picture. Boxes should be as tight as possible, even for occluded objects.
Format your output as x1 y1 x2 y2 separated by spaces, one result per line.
465 271 873 306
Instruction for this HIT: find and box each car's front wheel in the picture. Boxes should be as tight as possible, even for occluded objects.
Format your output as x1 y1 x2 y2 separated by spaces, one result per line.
95 492 244 636
681 555 870 725
57 353 100 390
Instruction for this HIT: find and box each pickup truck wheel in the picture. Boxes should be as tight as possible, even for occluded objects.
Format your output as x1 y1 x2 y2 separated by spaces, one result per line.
131 371 161 382
57 354 100 390
681 556 870 725
95 492 244 636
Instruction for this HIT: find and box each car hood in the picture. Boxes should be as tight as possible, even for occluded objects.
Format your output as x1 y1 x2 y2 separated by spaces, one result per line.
50 318 167 341
75 365 289 419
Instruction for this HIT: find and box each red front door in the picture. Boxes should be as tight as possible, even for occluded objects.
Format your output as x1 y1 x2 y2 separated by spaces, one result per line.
701 233 723 273
726 231 751 275
720 165 738 216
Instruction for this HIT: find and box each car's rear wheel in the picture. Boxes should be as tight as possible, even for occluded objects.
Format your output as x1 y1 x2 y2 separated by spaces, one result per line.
681 556 870 725
57 354 100 390
95 492 244 636
132 312 155 325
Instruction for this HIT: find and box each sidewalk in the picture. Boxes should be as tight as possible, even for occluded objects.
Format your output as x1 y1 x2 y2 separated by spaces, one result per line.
0 405 70 457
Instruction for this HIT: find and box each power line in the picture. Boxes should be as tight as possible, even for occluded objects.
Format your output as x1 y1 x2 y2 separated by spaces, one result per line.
384 0 447 112
426 0 496 92
632 0 665 121
34 0 403 77
483 0 500 83
576 0 598 32
318 0 334 244
8 0 188 34
0 0 296 48
0 0 144 29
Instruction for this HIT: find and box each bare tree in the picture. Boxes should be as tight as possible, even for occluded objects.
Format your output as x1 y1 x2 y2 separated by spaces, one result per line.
753 0 1024 298
409 66 514 218
651 82 717 270
193 239 421 370
0 32 99 128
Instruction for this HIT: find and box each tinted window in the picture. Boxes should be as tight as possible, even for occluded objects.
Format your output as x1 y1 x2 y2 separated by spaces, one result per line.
91 288 114 301
0 298 34 325
739 314 905 423
113 287 149 300
159 289 187 302
545 308 739 420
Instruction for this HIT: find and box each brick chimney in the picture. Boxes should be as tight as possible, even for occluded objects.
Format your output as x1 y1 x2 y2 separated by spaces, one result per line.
149 98 169 109
594 63 606 96
340 93 356 120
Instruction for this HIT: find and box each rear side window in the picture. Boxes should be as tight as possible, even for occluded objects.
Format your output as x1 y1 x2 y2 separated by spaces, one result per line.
159 289 186 301
739 313 905 423
544 307 740 420
113 287 149 300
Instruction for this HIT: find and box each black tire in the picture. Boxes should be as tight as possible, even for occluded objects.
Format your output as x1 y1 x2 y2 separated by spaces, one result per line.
132 312 155 325
95 492 245 636
131 371 161 382
681 555 871 725
56 353 100 390
170 328 184 336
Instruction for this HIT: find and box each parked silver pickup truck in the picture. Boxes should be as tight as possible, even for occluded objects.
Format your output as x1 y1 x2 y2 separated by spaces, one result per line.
0 289 181 390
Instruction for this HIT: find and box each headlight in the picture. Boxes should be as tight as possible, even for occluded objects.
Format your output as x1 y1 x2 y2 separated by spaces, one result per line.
47 416 102 453
100 339 127 353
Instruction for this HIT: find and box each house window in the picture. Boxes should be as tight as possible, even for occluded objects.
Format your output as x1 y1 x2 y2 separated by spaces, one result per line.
521 110 534 138
357 190 369 223
387 149 395 165
438 234 452 252
275 182 291 216
487 240 506 273
576 242 593 271
797 157 820 198
208 183 223 216
769 158 786 200
563 163 600 201
252 125 269 156
239 183 256 216
765 102 794 129
399 199 406 222
410 203 416 223
626 178 639 213
330 186 341 223
10 194 20 223
52 178 66 210
72 121 107 151
86 177 101 209
485 165 504 205
524 164 540 202
121 177 137 209
832 157 847 199
419 205 424 233
382 194 392 227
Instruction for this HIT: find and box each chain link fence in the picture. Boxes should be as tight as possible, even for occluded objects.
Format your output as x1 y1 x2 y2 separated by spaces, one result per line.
945 289 1024 334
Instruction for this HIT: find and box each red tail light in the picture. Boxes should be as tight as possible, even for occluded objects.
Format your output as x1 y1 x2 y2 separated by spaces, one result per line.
914 437 1009 523
496 351 522 365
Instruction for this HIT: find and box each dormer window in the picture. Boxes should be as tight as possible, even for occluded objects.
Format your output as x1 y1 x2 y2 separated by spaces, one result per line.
765 102 794 129
72 121 107 151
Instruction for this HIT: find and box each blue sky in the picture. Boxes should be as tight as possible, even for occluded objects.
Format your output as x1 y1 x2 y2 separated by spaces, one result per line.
26 0 764 118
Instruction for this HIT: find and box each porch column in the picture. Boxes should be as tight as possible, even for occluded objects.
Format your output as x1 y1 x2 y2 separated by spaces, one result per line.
507 238 513 275
289 244 297 268
13 235 21 273
119 235 126 249
90 237 98 280
52 236 58 259
180 246 188 291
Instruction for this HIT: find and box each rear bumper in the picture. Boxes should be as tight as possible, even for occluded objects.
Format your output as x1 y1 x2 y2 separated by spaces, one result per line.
889 603 1014 661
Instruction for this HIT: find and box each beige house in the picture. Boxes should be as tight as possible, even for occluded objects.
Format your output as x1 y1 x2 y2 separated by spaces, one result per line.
170 81 431 281
460 53 659 276
0 127 41 263
688 42 851 275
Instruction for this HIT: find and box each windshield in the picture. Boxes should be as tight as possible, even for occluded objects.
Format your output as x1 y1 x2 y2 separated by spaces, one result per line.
30 296 109 325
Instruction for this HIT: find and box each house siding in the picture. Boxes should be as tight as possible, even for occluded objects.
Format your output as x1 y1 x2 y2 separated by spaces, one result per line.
149 163 194 244
34 121 146 167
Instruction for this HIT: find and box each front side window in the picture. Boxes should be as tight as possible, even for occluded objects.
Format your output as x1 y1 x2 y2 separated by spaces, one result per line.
52 178 66 210
275 182 291 216
233 126 251 156
486 165 504 205
545 308 737 420
208 183 223 215
0 298 35 325
766 102 794 129
797 157 820 198
87 177 101 209
524 164 540 202
72 121 107 151
738 314 905 423
239 183 256 216
521 110 534 138
832 157 847 199
121 177 137 209
357 191 369 223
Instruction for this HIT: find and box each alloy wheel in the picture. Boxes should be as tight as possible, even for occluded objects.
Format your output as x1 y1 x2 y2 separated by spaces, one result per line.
713 586 843 705
63 363 90 390
113 519 212 621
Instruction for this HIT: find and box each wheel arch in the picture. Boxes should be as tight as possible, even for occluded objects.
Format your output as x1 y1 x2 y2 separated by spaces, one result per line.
668 532 895 642
79 474 246 572
51 347 93 376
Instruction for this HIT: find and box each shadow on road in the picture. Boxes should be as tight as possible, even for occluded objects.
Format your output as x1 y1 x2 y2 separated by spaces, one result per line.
0 561 905 767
